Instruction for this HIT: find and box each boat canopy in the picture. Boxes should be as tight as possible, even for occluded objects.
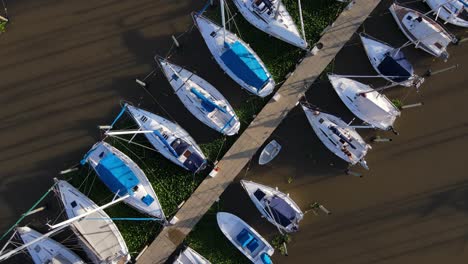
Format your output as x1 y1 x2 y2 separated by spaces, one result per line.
267 196 296 227
171 138 205 172
190 87 227 113
377 54 412 83
221 41 269 90
96 154 139 196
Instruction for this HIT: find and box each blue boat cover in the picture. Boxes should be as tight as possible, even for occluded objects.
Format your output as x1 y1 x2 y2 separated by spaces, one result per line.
221 41 269 90
96 154 139 195
141 194 155 206
378 54 412 83
261 253 272 264
171 138 206 173
267 196 295 228
237 229 254 248
246 238 259 252
190 87 227 113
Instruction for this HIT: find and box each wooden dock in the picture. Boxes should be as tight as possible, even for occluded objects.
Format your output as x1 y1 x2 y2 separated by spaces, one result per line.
136 1 382 263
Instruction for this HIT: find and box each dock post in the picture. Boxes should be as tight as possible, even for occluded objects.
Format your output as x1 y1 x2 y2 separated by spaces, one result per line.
345 169 362 177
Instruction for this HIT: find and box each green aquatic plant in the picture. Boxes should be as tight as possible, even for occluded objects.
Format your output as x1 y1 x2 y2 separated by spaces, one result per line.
0 21 7 33
391 99 403 110
271 234 291 255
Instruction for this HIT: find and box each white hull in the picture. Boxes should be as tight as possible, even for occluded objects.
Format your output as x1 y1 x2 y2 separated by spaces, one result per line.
55 180 130 264
125 104 207 173
425 0 468 27
328 74 400 131
158 58 240 136
359 34 417 87
83 141 166 219
258 140 281 165
232 0 307 49
173 247 211 264
193 14 275 97
302 105 371 169
389 3 454 59
240 180 303 233
217 212 274 264
17 226 84 264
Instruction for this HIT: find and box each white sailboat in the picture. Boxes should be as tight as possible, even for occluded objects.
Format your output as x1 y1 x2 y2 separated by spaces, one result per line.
231 0 307 49
240 180 303 233
193 0 275 97
359 33 419 87
173 247 211 264
17 226 84 264
328 74 401 131
389 2 456 60
258 140 281 165
55 180 130 264
424 0 468 27
157 57 240 136
301 104 371 169
120 104 207 173
81 141 166 220
217 212 274 264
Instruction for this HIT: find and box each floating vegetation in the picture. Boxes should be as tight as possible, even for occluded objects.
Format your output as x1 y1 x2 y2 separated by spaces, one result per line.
0 21 7 33
271 234 291 256
391 98 403 110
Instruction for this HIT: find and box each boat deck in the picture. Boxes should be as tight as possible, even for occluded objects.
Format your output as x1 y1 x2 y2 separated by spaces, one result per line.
136 1 383 263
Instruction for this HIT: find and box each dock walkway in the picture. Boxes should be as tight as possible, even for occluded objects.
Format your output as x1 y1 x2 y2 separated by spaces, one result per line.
137 1 382 263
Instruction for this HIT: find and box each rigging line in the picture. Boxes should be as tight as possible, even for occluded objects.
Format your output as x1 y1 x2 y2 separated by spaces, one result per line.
225 0 242 39
85 172 97 197
214 136 227 162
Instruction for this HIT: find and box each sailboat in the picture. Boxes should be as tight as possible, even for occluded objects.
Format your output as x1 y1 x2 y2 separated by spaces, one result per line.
359 33 420 87
301 104 371 169
81 141 166 220
17 226 85 264
157 57 240 136
116 104 207 173
424 0 468 27
55 180 130 264
389 2 456 60
193 0 275 97
240 180 303 233
173 247 211 264
328 74 401 131
231 0 308 49
217 212 274 264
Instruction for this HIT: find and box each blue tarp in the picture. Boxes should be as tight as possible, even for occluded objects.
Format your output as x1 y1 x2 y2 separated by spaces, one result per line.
378 55 411 83
221 41 269 90
96 154 139 195
190 87 227 113
237 229 254 248
267 196 296 228
170 138 206 173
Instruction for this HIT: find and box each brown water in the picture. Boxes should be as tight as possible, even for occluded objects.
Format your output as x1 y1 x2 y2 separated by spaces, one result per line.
1 0 467 263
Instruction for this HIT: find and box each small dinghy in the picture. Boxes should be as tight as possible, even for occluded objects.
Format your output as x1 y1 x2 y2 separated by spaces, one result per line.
193 5 275 97
157 57 240 136
240 180 303 233
124 104 207 173
258 140 281 165
328 74 401 131
217 212 274 264
17 226 84 264
389 2 456 59
425 0 468 27
173 247 211 264
360 33 419 87
81 141 166 219
301 104 371 169
232 0 307 49
55 180 130 264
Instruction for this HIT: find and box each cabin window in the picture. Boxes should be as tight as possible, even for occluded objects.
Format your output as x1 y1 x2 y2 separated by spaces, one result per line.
210 31 216 37
171 74 179 81
140 115 148 122
319 118 324 124
71 201 77 208
434 42 443 49
99 152 105 158
133 185 139 192
34 245 42 253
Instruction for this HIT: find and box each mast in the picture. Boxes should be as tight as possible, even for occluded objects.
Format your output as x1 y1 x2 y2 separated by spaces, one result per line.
220 0 226 44
297 0 306 43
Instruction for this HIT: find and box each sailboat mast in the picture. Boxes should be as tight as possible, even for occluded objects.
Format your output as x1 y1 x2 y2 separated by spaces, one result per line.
298 0 306 43
220 0 226 44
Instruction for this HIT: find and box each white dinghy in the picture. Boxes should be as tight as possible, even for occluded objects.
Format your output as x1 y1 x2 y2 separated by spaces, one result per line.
232 0 307 49
258 140 281 165
217 212 274 264
81 141 166 220
55 180 130 264
360 33 419 87
17 226 84 264
120 104 207 173
173 247 211 264
301 104 371 169
389 2 456 60
425 0 468 27
157 57 240 136
192 1 275 97
240 180 303 233
328 74 401 131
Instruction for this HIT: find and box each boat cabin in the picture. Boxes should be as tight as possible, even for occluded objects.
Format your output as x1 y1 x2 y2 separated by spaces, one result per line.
254 189 297 230
253 0 274 14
